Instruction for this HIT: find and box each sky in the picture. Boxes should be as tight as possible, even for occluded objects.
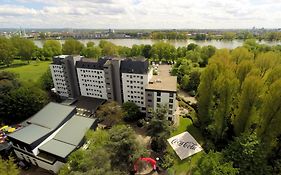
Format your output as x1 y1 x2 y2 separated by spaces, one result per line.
0 0 280 29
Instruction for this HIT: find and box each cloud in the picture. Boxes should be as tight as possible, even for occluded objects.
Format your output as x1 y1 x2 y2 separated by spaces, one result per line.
0 0 280 28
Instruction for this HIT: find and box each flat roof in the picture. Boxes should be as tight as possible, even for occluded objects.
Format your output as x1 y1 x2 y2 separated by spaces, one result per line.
146 64 177 92
9 124 51 145
29 102 76 129
146 75 177 92
38 116 95 158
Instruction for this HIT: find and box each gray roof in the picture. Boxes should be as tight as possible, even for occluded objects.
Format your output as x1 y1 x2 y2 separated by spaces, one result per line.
39 116 95 158
120 58 149 74
29 102 76 129
9 124 51 144
54 116 95 145
76 58 110 70
39 139 76 158
8 102 76 145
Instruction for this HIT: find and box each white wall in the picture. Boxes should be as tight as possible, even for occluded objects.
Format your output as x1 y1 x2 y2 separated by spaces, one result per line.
152 91 176 118
77 68 108 100
122 73 150 110
14 149 64 173
50 65 69 97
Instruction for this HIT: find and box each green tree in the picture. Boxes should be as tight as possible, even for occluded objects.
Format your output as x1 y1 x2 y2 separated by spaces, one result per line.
95 101 123 125
224 133 271 175
231 47 254 64
43 40 62 57
200 45 216 66
209 70 239 142
258 79 281 148
11 37 36 63
122 101 141 122
194 151 238 175
0 156 20 175
233 76 263 136
62 39 84 55
0 71 20 94
86 41 95 47
236 60 255 85
0 86 48 124
142 44 151 58
197 64 219 127
108 125 146 171
146 105 171 153
81 46 102 59
40 69 54 91
99 40 118 56
0 37 15 66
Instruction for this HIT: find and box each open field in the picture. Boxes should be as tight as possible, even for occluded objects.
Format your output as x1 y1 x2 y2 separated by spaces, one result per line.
0 60 51 84
169 116 204 175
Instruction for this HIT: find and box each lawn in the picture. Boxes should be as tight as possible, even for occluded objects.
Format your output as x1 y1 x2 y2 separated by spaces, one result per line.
168 116 205 175
0 60 52 84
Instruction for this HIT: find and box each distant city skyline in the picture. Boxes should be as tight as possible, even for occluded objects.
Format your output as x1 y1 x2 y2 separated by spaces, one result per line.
0 0 280 29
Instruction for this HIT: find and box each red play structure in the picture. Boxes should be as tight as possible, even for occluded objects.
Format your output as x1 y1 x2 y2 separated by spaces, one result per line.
134 157 157 172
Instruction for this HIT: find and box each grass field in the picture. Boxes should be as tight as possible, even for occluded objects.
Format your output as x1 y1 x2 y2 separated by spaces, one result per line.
0 60 52 84
168 116 205 175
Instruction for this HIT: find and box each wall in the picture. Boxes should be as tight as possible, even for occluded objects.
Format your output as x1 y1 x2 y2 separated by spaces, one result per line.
77 68 108 100
50 64 69 97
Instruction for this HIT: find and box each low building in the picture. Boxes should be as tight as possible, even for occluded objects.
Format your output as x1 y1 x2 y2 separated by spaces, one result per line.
8 102 97 173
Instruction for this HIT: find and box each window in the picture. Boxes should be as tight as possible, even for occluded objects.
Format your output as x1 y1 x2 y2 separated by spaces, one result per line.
169 93 174 98
169 110 173 115
157 98 161 102
169 99 173 103
140 76 143 79
157 92 161 96
148 99 152 102
169 104 173 109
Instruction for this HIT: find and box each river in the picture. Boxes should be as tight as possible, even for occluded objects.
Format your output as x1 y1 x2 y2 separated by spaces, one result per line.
33 39 281 49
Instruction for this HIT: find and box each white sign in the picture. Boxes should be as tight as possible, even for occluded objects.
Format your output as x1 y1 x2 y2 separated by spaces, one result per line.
167 132 203 160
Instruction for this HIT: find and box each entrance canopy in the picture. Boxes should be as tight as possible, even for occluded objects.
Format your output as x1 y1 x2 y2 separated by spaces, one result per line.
167 132 203 160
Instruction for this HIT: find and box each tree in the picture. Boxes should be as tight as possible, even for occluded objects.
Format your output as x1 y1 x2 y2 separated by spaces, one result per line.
255 51 280 77
122 101 141 122
209 70 239 142
0 37 15 66
0 86 48 124
11 37 36 63
142 44 151 58
236 60 255 85
200 45 216 66
86 41 95 47
81 46 102 59
95 101 123 125
231 47 254 64
43 40 62 57
40 69 54 91
233 76 263 136
99 40 118 56
108 125 146 171
146 105 172 153
223 133 271 175
0 71 20 94
62 39 84 55
194 151 238 175
258 79 281 148
0 156 20 175
197 64 219 127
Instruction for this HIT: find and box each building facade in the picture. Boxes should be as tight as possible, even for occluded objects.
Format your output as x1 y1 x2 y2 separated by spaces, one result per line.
50 56 177 117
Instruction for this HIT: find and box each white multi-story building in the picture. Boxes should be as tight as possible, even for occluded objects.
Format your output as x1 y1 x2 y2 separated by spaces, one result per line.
76 58 108 100
50 55 81 99
50 56 177 118
50 64 68 97
120 58 152 112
